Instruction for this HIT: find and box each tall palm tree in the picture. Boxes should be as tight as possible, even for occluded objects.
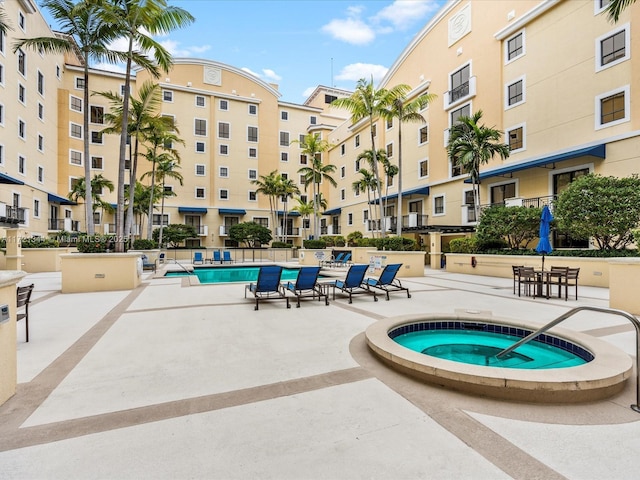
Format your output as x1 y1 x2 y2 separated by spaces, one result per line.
332 78 410 237
356 148 386 231
606 0 635 22
447 110 510 222
352 168 377 236
278 177 300 244
380 91 435 236
147 158 183 247
294 133 334 240
0 5 12 34
68 174 115 228
12 0 134 235
382 159 399 228
99 0 194 251
252 170 281 240
292 198 314 241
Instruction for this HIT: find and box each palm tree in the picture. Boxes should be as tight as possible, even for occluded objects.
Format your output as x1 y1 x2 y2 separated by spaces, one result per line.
68 173 115 222
252 170 282 240
99 0 194 251
294 133 334 240
0 5 12 34
447 110 510 222
380 91 435 237
292 198 314 241
147 158 183 247
12 0 133 235
278 177 300 244
356 149 386 231
352 168 377 236
606 0 635 22
382 159 399 228
332 78 410 237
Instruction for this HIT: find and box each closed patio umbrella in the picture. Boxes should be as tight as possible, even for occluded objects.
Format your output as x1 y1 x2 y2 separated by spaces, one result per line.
535 205 554 270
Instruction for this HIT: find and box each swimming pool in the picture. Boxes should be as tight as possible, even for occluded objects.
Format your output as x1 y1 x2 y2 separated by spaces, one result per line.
165 266 312 284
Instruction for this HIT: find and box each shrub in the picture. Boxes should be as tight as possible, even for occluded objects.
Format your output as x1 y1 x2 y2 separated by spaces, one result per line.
371 236 417 251
355 237 373 247
271 241 293 248
133 239 157 250
476 205 541 250
347 231 363 246
76 235 112 253
323 236 346 247
449 237 478 253
303 239 327 249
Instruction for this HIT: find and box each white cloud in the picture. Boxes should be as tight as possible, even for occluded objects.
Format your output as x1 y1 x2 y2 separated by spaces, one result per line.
160 39 211 57
335 63 389 83
373 0 440 30
92 62 127 75
241 67 260 78
302 86 316 98
241 67 282 83
321 18 375 45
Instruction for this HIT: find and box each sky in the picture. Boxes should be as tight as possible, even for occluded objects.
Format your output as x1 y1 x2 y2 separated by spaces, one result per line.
43 0 446 103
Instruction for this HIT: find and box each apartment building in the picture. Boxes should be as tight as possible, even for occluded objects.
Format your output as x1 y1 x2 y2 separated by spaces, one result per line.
2 0 639 252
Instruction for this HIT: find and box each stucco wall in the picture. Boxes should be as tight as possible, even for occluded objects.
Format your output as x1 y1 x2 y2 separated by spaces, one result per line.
60 253 142 293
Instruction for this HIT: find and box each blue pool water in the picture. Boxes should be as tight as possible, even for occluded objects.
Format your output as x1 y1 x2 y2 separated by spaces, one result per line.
165 266 312 284
393 329 588 369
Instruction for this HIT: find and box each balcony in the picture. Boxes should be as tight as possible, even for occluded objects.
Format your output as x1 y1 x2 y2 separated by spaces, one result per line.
188 224 208 236
0 204 26 225
320 225 341 236
277 227 301 237
401 214 429 229
443 76 476 110
49 218 80 232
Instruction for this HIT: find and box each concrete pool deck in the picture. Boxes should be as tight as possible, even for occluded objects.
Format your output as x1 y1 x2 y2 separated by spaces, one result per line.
1 266 639 479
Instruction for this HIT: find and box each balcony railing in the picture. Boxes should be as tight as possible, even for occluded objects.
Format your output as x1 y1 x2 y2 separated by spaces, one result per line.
277 227 300 237
187 224 208 236
0 205 26 224
49 218 80 232
444 76 476 110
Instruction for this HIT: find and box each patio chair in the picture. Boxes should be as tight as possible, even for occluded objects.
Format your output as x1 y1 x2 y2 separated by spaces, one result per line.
16 283 34 342
517 267 538 298
245 266 290 310
364 263 411 301
332 264 377 303
334 252 352 267
512 265 524 294
222 251 234 263
549 266 569 299
193 251 204 265
140 254 156 273
282 266 329 308
563 267 580 301
321 252 345 268
211 251 222 264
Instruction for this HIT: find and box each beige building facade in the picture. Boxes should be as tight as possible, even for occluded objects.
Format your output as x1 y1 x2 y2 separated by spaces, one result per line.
1 0 639 251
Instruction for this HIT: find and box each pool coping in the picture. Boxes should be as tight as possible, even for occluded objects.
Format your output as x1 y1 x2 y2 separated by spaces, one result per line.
365 312 633 403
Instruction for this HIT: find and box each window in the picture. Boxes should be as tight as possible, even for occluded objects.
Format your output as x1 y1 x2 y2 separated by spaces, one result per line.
91 156 103 169
299 154 307 165
354 134 360 148
507 125 524 151
38 134 44 152
93 211 101 225
248 169 257 180
70 123 82 139
34 199 40 218
56 65 61 79
90 106 104 124
597 24 629 70
280 131 290 146
91 131 103 144
120 84 130 97
153 214 169 226
0 30 4 54
248 147 257 158
419 159 429 178
194 119 207 136
70 96 82 112
249 191 257 201
195 95 205 107
310 116 317 125
506 32 524 62
506 77 525 107
219 144 228 155
18 155 26 174
164 185 173 194
340 144 346 155
248 104 257 115
386 118 393 129
70 177 82 191
419 126 429 144
70 150 82 165
299 175 306 185
218 189 227 200
196 141 205 153
348 213 353 226
17 48 26 76
38 103 44 120
0 145 3 165
247 126 258 142
450 64 470 103
18 119 25 139
18 84 25 103
324 94 337 104
490 182 516 204
162 114 175 131
0 104 3 125
434 195 445 215
162 90 173 102
218 122 230 138
281 152 288 162
75 77 85 89
219 167 229 177
353 183 360 196
341 188 346 200
0 64 4 85
219 99 228 110
386 143 393 158
298 134 305 144
363 210 369 223
254 217 269 228
355 159 361 172
18 11 26 31
37 71 44 95
451 104 471 125
37 166 44 183
281 111 288 120
341 166 346 178
596 86 629 128
196 164 205 176
196 188 206 199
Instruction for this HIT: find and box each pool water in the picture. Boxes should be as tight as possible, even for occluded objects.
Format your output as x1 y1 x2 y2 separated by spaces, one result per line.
165 266 310 284
394 330 587 369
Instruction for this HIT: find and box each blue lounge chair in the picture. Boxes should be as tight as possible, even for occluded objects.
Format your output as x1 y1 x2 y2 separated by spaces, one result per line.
223 251 234 263
334 252 352 267
193 251 204 265
321 252 344 268
282 266 329 308
158 252 166 264
212 250 222 264
245 266 290 310
140 254 156 272
332 264 377 303
364 263 411 301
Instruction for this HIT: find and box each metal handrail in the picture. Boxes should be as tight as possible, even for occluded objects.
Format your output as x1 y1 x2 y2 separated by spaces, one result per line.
495 306 640 413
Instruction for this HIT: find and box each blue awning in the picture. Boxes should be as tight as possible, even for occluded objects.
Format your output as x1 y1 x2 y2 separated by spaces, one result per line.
0 172 25 185
277 210 301 216
475 144 606 181
218 208 246 215
179 206 208 214
48 193 76 205
370 185 430 204
323 208 342 215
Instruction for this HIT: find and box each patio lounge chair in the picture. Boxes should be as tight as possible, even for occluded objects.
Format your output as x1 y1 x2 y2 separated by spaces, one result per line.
16 283 34 342
332 264 377 303
223 251 234 263
212 251 221 264
140 255 156 273
245 266 290 310
364 263 411 301
158 252 166 264
321 252 345 268
282 266 329 308
193 251 204 265
334 252 352 267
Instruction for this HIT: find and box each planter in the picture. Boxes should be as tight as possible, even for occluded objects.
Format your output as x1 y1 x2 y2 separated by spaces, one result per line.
0 270 26 406
60 253 142 293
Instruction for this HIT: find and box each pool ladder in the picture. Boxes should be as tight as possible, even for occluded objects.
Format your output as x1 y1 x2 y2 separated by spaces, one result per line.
495 306 640 414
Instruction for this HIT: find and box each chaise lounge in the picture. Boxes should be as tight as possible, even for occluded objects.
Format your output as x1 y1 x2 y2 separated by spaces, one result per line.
364 263 411 301
245 265 290 310
332 264 377 303
282 266 329 308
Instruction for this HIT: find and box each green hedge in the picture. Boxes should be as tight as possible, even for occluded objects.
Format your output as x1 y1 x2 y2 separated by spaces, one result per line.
303 239 327 249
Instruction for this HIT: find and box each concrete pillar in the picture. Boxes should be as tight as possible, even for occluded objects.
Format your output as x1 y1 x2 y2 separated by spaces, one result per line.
0 270 27 406
429 232 443 269
4 229 23 271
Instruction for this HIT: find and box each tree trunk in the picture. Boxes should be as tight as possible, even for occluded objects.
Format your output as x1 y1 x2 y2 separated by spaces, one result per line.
396 121 403 238
83 65 94 235
371 125 385 238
